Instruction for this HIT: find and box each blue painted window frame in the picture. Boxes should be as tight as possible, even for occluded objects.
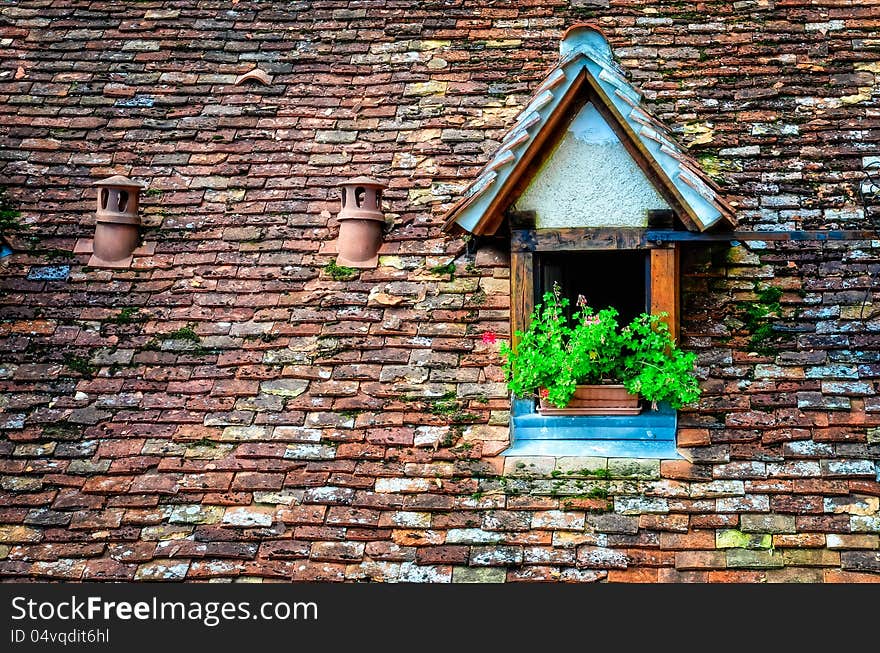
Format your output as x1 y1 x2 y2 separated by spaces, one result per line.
506 397 681 459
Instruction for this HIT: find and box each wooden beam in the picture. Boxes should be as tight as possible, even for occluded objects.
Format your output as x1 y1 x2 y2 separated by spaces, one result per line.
511 227 653 252
650 247 680 341
510 250 534 349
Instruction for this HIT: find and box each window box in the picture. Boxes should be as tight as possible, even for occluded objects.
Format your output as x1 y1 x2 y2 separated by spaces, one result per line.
537 384 641 416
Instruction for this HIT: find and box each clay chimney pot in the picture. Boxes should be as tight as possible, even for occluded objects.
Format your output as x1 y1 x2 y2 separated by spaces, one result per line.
90 175 145 267
334 176 388 269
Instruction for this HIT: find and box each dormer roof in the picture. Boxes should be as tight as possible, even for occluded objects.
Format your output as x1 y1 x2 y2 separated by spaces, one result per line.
443 25 736 235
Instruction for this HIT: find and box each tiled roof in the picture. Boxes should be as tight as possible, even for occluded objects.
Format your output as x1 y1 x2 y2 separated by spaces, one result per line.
444 26 737 235
0 3 878 584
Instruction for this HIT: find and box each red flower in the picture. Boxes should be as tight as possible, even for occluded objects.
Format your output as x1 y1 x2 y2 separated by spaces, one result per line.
481 331 497 344
539 388 549 399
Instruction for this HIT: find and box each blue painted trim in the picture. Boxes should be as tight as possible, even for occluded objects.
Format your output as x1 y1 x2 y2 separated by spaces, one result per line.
646 229 876 243
507 396 683 459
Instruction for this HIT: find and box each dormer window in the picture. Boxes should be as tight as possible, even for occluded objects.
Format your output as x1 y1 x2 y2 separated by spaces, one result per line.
442 25 735 458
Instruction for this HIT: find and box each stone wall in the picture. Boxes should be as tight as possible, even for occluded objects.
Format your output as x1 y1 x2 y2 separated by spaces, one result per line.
0 1 878 582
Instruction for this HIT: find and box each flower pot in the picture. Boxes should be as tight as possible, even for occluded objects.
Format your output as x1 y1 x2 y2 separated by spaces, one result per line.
538 384 641 416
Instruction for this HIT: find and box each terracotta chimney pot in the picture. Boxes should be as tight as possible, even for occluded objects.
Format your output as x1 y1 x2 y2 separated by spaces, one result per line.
92 175 143 267
75 175 154 268
335 176 387 269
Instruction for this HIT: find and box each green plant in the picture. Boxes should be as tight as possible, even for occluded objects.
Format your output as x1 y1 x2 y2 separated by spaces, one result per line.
586 486 609 500
742 284 783 352
621 311 701 408
570 467 612 479
113 307 141 324
163 325 201 343
324 261 358 281
0 187 22 233
42 248 74 261
428 261 455 276
500 283 701 409
63 354 96 377
424 391 458 416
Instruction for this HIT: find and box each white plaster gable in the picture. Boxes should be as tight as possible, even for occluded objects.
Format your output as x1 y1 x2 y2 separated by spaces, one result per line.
516 102 671 228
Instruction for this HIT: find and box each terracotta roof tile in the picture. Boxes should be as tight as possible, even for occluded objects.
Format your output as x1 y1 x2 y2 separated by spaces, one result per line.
0 1 876 584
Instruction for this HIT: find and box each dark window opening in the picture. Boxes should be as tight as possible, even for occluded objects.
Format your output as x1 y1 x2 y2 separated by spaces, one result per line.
535 250 648 326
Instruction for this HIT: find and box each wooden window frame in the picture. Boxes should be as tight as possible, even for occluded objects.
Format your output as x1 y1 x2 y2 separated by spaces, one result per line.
510 227 680 349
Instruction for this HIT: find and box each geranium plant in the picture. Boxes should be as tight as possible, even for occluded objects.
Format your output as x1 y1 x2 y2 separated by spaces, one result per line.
500 284 701 409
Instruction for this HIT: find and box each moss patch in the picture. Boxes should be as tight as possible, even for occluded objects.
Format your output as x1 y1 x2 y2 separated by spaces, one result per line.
0 187 22 233
163 325 201 343
324 261 358 281
741 284 783 354
62 354 96 377
716 529 772 550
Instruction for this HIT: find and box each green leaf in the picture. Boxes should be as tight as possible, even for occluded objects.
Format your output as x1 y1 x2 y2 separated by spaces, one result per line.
501 285 701 409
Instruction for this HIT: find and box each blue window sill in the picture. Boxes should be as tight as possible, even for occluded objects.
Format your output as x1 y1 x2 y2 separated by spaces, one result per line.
505 397 683 459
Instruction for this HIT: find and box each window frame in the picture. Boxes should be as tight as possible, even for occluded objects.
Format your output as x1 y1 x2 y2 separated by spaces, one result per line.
506 226 683 459
510 227 679 349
